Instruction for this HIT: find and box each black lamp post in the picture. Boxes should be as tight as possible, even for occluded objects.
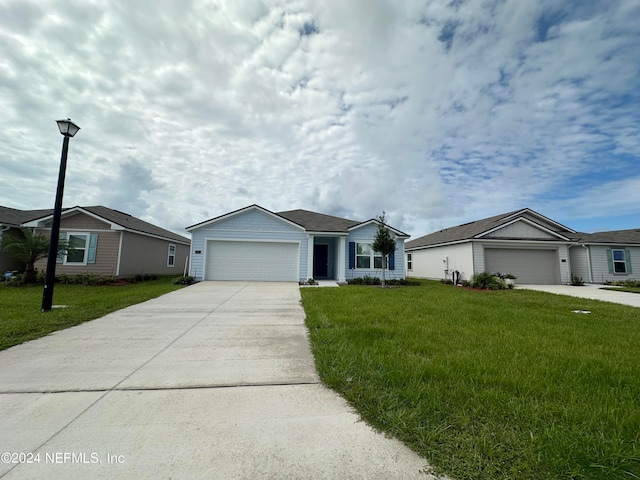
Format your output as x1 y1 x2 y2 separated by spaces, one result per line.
41 118 81 312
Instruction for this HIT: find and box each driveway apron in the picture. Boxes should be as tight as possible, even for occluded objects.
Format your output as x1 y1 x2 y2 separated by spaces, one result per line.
0 282 439 479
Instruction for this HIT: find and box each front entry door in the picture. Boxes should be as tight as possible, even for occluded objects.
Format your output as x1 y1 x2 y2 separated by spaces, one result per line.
313 244 329 278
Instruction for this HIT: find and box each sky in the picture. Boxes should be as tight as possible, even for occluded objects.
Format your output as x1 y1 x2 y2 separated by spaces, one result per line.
0 0 639 239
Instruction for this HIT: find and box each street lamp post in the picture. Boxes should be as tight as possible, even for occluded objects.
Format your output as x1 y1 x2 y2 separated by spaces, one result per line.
41 119 81 312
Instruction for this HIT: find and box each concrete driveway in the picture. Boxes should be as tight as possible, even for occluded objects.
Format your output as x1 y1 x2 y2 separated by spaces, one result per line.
0 282 440 479
516 283 640 308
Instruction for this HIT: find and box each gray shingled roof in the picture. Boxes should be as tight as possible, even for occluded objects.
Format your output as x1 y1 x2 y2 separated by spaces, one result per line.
1 205 189 244
577 229 640 245
406 208 578 250
0 206 54 226
276 209 360 232
80 206 190 243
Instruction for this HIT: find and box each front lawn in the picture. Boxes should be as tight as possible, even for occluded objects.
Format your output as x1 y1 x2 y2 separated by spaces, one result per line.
0 276 184 351
301 280 640 480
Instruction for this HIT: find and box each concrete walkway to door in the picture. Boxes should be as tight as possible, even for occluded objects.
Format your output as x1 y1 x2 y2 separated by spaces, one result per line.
0 282 441 479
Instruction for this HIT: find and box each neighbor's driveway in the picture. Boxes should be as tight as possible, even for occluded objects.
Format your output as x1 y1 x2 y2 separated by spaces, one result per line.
516 283 640 308
0 282 439 479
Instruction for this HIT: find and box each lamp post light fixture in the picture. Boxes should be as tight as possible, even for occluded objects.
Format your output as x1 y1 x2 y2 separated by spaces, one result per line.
41 118 81 312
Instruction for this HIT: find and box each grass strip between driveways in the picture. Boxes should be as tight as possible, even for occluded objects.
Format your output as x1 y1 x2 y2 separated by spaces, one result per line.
601 287 640 294
301 280 640 480
0 276 184 351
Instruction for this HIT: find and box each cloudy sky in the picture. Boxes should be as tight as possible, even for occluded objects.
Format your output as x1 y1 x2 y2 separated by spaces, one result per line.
1 0 638 238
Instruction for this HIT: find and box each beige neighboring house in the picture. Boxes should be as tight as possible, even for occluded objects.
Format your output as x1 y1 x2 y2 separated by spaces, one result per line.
1 205 190 277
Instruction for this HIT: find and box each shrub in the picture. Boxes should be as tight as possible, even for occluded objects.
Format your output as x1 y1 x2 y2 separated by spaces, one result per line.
440 279 454 285
472 272 508 290
347 275 381 285
570 274 585 286
173 275 196 285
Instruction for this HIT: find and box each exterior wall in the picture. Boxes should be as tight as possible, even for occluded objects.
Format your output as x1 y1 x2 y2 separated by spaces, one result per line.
345 224 406 281
473 241 571 284
119 232 190 276
407 242 473 281
34 230 121 276
47 212 111 230
189 209 307 281
568 246 591 283
589 245 640 283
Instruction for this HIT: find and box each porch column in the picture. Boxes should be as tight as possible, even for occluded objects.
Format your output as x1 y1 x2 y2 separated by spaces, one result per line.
307 235 314 280
337 236 346 282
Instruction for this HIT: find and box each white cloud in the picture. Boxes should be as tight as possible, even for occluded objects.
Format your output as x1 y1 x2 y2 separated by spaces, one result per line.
0 0 638 237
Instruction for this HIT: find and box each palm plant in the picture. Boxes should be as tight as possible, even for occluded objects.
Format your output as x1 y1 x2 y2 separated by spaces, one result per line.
1 228 51 284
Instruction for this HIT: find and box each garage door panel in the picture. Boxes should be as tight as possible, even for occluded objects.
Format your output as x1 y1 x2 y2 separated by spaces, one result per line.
485 248 558 284
205 241 298 281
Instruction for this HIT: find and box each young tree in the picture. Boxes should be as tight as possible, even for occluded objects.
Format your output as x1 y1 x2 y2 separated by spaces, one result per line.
371 212 396 287
1 228 52 284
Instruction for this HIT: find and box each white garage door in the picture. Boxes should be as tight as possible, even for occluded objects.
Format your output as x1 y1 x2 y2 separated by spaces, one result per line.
484 248 559 284
205 241 298 281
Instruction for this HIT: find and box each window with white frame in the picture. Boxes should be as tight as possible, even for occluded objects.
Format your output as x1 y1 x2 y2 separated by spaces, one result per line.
65 233 89 264
167 244 176 267
407 253 412 270
612 249 627 273
356 242 385 269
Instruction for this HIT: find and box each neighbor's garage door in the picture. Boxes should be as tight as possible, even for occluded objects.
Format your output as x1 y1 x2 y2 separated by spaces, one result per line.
484 248 559 284
205 241 298 281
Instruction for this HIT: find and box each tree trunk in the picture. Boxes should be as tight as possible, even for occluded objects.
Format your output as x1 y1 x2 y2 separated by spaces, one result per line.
22 263 37 284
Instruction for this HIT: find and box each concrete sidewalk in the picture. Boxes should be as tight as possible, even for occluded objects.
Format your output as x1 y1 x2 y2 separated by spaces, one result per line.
516 283 640 308
0 282 440 479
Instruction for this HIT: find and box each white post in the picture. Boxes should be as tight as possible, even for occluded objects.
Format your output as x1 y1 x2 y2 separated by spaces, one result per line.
337 237 346 282
307 235 314 280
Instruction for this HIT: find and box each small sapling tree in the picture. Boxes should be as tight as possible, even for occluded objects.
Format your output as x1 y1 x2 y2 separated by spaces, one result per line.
371 212 396 287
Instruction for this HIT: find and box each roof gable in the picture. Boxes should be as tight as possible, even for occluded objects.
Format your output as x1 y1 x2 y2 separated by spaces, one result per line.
21 206 190 244
186 205 305 232
348 219 410 238
406 208 574 250
478 218 571 241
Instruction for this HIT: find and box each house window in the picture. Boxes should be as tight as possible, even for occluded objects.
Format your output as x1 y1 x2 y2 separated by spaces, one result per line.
356 242 385 269
612 249 626 273
65 233 89 264
167 244 176 267
407 253 412 270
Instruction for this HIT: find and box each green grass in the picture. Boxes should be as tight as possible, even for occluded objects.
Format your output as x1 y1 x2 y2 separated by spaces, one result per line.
301 280 640 480
602 287 640 294
0 277 184 351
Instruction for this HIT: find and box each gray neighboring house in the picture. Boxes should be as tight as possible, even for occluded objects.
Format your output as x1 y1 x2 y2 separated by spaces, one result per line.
186 204 409 282
1 205 190 277
405 208 640 285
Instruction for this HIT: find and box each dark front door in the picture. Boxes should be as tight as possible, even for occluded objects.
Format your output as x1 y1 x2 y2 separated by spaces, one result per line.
313 244 329 278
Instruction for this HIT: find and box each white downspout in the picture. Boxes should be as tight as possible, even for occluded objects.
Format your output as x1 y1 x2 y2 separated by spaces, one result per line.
582 245 593 283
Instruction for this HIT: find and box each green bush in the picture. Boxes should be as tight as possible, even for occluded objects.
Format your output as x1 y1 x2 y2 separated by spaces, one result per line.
471 272 508 290
347 275 381 285
173 275 196 285
605 279 640 288
571 274 585 286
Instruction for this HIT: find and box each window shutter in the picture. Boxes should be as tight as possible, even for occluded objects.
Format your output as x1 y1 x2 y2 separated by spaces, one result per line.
606 249 613 274
348 242 355 269
56 233 67 264
389 252 395 270
625 249 632 274
87 234 98 264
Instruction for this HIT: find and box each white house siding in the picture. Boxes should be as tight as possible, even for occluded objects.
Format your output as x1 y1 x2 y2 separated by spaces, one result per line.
408 243 473 281
189 209 308 281
473 242 571 284
589 245 640 283
568 246 591 283
345 224 406 281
